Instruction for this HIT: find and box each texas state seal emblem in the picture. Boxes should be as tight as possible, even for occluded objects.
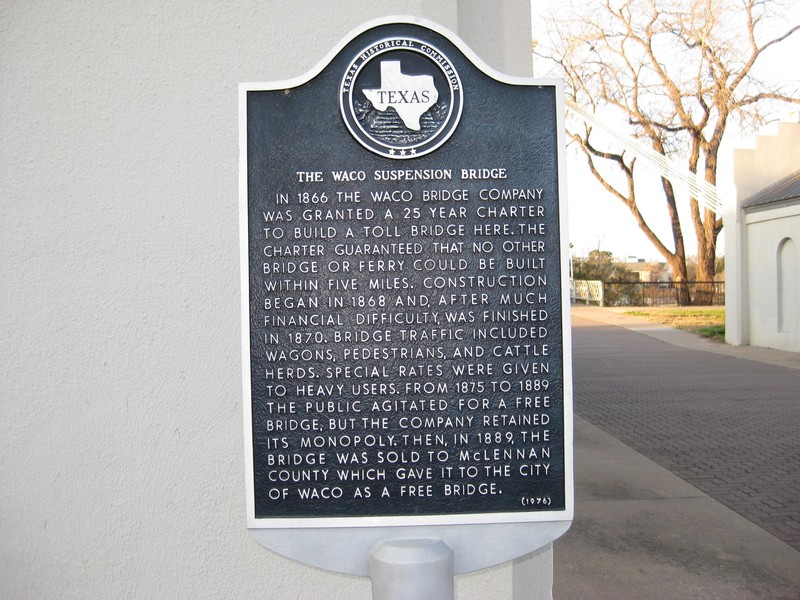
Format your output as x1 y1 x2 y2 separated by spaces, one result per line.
340 38 463 159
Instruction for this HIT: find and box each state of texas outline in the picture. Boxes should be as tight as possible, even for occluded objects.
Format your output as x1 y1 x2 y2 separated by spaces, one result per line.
362 61 438 131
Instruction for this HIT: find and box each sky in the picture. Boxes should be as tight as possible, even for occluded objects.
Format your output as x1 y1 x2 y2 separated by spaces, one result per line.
530 0 800 262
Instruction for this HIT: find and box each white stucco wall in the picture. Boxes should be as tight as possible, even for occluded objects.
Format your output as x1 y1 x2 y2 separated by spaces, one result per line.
731 120 800 202
726 118 800 352
744 206 800 352
1 1 553 598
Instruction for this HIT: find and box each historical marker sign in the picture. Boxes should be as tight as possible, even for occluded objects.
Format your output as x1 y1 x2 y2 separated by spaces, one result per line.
240 19 572 537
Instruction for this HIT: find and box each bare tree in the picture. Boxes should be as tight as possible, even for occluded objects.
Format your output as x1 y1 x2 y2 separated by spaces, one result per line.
538 0 799 304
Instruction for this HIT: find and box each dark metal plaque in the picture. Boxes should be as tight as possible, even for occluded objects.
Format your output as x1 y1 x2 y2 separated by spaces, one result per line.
241 20 572 528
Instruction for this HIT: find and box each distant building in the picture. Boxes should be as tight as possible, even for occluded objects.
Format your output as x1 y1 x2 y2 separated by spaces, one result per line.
726 115 800 353
618 258 669 282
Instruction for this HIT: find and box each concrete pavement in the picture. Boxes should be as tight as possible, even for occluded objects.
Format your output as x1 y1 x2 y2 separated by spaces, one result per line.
553 307 800 599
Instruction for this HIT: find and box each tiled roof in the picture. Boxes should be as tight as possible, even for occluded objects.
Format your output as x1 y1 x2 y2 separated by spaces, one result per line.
742 169 800 209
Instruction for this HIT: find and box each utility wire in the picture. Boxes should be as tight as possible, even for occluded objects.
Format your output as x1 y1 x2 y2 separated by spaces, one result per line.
566 100 723 216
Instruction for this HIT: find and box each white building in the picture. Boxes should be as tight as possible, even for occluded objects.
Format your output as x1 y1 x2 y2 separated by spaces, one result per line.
726 116 800 353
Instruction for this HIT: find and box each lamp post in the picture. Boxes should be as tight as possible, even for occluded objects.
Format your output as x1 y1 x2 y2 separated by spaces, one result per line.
569 243 574 280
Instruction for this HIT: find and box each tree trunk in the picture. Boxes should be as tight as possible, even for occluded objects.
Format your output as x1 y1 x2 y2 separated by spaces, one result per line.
666 255 691 306
694 218 718 305
692 155 722 305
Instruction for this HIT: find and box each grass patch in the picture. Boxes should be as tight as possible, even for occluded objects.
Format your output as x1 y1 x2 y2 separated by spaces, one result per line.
624 308 725 341
695 325 726 341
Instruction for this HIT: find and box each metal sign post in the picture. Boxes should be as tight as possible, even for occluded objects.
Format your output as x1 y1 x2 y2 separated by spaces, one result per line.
370 539 454 600
239 16 573 591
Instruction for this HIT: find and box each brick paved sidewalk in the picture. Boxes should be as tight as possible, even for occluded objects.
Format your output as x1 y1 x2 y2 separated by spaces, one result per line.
570 308 800 551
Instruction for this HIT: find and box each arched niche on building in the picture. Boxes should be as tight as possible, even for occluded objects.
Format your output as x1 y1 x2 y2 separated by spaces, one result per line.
777 237 799 334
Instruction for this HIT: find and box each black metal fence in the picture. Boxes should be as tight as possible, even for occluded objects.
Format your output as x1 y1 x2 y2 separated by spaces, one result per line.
571 280 725 307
